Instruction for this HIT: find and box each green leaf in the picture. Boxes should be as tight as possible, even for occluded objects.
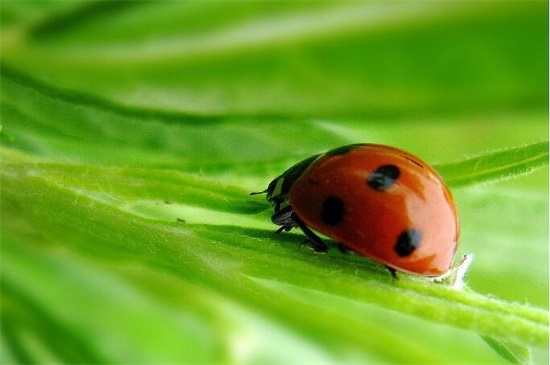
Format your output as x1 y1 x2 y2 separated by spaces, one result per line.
482 336 532 365
1 1 546 117
1 152 548 362
1 1 548 364
435 141 549 187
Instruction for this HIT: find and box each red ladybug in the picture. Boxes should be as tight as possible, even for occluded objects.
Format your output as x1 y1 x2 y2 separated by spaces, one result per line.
253 143 459 276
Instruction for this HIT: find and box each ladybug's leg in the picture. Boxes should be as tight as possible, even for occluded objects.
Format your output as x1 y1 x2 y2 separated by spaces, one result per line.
384 266 398 280
271 205 296 229
292 215 328 253
337 243 357 255
271 205 328 253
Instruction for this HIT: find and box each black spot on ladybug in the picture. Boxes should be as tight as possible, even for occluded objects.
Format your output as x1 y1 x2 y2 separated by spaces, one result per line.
394 229 422 257
325 143 367 157
321 196 345 225
367 164 400 191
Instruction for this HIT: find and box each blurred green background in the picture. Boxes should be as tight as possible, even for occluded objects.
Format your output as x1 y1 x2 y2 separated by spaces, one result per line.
1 1 548 364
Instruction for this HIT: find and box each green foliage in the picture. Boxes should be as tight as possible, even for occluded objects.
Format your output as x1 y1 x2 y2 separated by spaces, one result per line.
1 1 548 364
436 141 549 187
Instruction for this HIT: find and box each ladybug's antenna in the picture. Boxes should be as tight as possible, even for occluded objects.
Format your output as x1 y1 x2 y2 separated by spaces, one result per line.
250 190 268 196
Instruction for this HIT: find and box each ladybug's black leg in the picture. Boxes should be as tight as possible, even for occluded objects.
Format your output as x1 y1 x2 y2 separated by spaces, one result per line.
292 215 328 253
275 225 292 235
271 205 296 228
271 205 328 253
338 243 357 255
385 266 398 280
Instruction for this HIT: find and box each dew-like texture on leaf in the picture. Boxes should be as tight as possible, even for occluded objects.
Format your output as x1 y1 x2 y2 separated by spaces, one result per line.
1 1 548 364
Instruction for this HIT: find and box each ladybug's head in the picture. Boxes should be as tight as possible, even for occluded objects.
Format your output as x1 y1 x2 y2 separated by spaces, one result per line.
250 176 286 206
251 153 321 208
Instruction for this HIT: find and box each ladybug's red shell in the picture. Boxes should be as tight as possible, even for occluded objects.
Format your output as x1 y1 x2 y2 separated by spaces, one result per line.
288 144 458 276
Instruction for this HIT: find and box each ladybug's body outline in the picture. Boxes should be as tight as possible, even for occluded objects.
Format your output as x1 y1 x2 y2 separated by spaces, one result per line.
253 143 459 277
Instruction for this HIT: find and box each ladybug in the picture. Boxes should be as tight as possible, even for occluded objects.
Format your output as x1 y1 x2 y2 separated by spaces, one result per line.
252 143 459 276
